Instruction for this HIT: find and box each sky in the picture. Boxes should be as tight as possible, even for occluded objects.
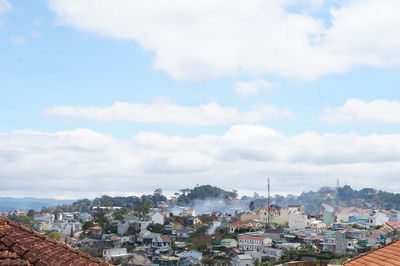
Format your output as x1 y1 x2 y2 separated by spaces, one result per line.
1 0 400 199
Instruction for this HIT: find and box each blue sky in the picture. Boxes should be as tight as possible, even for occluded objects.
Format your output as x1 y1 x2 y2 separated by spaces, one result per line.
1 0 400 199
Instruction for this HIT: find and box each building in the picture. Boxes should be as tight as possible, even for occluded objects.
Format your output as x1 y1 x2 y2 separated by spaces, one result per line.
103 248 129 261
259 206 289 225
368 212 389 226
0 216 109 265
264 229 283 241
232 254 254 266
288 213 309 230
221 238 238 248
321 231 348 255
151 212 165 225
238 232 272 251
345 240 400 265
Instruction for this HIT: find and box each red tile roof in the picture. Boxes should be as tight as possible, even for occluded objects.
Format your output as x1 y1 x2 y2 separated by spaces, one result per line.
386 222 400 229
238 235 268 240
345 240 400 266
0 216 109 266
160 235 171 243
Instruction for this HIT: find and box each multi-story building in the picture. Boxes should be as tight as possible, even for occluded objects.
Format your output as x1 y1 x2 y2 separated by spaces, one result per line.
238 232 272 251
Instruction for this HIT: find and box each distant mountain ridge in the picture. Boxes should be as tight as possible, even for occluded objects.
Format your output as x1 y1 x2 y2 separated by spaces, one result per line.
0 197 75 211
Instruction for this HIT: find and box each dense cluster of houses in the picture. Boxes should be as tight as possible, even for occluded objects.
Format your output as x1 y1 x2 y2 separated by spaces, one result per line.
3 202 400 265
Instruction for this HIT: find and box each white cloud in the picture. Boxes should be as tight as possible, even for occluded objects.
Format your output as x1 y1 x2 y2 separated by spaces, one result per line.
321 99 400 124
1 125 400 198
9 35 27 45
0 0 11 25
44 102 294 126
0 0 11 13
234 79 275 97
47 0 400 80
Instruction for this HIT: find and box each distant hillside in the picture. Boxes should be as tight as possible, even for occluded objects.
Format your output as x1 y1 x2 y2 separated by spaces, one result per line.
250 185 400 212
0 197 75 211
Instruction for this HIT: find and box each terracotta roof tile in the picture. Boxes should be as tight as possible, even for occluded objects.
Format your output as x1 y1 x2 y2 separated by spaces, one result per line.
0 216 110 266
345 240 400 266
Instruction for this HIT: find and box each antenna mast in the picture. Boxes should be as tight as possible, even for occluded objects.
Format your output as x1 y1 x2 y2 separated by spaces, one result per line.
267 177 270 226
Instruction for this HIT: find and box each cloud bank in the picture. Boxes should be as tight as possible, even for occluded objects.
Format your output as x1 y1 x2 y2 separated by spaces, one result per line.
1 125 400 198
44 102 294 126
234 79 275 97
48 0 400 80
321 99 400 124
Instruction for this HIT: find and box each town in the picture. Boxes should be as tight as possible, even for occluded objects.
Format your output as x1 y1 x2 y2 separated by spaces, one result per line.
2 185 400 265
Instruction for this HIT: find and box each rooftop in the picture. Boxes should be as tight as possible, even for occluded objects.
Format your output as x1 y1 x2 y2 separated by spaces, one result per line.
0 216 109 266
345 240 400 266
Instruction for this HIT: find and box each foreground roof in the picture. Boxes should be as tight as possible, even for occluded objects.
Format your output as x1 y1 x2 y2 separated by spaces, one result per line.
345 240 400 266
0 216 109 266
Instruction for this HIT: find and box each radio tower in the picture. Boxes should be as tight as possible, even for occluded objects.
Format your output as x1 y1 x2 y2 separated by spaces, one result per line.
267 177 271 226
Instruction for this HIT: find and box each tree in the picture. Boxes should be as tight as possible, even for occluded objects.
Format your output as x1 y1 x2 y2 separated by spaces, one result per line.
249 201 255 211
134 196 153 217
92 208 110 226
147 223 166 234
113 206 129 221
46 231 61 241
27 209 35 218
82 221 95 231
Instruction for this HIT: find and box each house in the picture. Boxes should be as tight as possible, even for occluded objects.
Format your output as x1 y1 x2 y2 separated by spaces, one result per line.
264 229 283 241
309 220 327 230
238 232 272 251
368 212 389 226
344 240 400 265
103 248 129 261
228 221 263 233
367 233 386 247
288 213 309 230
258 206 289 225
221 238 238 248
321 231 348 255
186 217 202 227
240 212 259 222
232 254 254 266
264 248 284 258
34 213 55 224
151 212 165 225
117 215 140 235
181 207 196 217
176 250 202 265
389 210 400 222
336 207 371 223
143 233 172 249
90 225 103 237
348 215 369 225
0 216 109 265
79 212 92 222
345 229 368 240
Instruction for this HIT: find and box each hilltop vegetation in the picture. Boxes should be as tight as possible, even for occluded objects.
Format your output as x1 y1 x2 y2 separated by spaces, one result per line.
250 185 400 212
4 184 400 213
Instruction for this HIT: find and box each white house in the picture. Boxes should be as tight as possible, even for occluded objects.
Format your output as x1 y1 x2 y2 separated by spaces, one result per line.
288 213 309 230
232 254 254 266
103 248 129 261
34 213 55 224
151 212 165 225
238 233 272 251
368 212 389 226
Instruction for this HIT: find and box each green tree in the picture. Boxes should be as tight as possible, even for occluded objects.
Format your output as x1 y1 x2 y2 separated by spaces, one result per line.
147 223 166 234
134 196 153 217
113 206 130 221
27 209 35 218
46 231 62 241
82 221 95 231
